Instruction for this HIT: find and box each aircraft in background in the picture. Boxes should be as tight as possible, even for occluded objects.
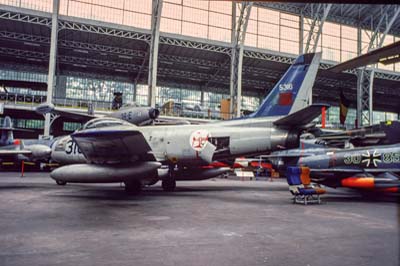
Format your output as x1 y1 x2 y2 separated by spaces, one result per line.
50 52 328 194
310 120 400 148
0 116 52 165
36 102 160 126
265 137 400 194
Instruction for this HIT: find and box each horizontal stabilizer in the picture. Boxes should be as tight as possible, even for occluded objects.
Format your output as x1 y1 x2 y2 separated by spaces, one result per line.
273 104 329 127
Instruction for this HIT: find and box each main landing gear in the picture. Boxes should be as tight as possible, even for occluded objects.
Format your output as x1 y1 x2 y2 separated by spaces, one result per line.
124 180 142 195
162 164 177 192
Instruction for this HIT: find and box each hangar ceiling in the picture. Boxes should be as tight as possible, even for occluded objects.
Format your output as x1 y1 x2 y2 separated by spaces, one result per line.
0 4 399 113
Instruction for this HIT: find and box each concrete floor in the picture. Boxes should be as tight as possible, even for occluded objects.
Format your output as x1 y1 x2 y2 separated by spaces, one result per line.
0 172 399 266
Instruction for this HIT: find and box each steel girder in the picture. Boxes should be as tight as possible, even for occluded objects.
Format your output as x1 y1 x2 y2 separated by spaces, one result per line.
44 0 59 136
356 6 400 126
159 36 231 54
230 2 253 118
303 3 332 54
1 6 399 81
0 8 51 26
148 0 163 107
0 46 273 89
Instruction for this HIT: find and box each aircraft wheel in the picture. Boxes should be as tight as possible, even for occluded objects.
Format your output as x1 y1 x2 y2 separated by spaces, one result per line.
162 178 176 192
124 181 142 195
56 180 67 186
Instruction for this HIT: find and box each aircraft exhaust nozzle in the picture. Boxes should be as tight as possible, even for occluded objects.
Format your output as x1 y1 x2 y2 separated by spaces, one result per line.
36 103 55 115
50 162 161 183
149 108 160 120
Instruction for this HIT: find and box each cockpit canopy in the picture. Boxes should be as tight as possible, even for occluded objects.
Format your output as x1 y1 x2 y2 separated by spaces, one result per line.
82 117 132 130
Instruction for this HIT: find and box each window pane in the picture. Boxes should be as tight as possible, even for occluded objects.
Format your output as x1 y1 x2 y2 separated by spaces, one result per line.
67 1 92 19
125 0 152 14
258 8 279 24
258 22 279 38
209 12 231 29
281 26 298 42
183 0 208 10
281 40 298 55
209 1 231 14
208 27 231 43
182 6 208 24
324 22 341 37
245 33 257 48
161 17 182 34
162 2 182 20
258 35 279 51
341 25 357 40
92 6 123 24
123 11 151 29
182 21 208 38
247 19 258 35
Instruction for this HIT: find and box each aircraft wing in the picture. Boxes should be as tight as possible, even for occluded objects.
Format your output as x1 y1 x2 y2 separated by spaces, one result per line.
0 150 32 156
273 104 329 128
71 126 155 164
329 40 400 73
36 103 97 122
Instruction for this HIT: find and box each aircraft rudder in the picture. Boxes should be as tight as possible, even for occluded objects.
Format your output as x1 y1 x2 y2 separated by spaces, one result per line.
251 52 321 118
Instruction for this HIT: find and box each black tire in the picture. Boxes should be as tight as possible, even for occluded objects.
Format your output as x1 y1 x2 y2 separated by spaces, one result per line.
162 178 176 192
124 181 142 195
56 180 67 186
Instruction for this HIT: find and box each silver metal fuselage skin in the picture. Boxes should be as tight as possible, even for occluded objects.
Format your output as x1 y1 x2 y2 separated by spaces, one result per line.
51 116 291 167
139 116 289 165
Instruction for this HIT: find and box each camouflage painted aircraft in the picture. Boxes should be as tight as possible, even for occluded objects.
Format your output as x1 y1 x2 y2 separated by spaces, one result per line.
266 138 400 193
50 52 326 193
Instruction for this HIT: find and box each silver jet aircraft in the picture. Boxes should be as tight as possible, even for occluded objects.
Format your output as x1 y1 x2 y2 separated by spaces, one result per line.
51 53 326 194
0 116 52 163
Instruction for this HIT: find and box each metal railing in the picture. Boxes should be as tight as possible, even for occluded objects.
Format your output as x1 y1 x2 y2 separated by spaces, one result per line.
0 92 46 106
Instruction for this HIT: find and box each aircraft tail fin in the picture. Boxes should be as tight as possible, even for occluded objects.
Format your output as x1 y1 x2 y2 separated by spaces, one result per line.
0 116 14 145
250 52 321 118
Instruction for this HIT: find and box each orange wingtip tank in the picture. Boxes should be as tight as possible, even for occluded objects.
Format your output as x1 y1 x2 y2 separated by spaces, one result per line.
341 177 375 189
